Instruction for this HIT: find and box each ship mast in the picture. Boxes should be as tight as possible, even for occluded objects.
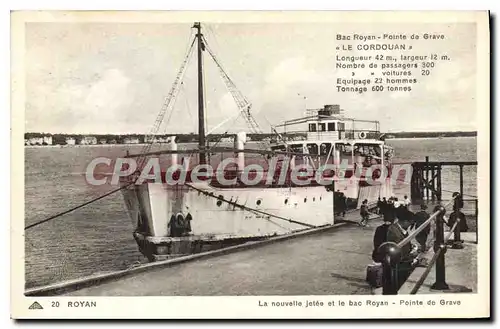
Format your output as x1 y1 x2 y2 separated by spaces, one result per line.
194 22 207 165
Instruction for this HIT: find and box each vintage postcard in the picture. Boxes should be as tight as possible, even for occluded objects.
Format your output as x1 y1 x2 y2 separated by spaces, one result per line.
11 11 490 319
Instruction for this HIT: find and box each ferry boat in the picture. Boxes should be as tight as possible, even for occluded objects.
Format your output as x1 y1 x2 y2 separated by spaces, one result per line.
120 23 394 261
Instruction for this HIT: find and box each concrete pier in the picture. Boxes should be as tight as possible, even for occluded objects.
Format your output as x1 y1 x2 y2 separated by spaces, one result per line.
25 207 477 297
65 223 378 296
398 232 477 294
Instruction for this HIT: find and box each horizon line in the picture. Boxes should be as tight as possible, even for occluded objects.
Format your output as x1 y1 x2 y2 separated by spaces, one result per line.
24 130 479 136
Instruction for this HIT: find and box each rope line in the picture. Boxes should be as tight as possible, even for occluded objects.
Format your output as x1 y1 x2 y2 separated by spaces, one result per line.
184 182 316 229
24 33 200 231
441 188 477 199
25 182 134 231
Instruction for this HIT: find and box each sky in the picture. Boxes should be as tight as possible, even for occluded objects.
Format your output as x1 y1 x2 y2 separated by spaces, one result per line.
24 21 478 134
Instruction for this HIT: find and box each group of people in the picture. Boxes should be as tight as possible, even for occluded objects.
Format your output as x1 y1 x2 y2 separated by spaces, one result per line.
365 193 469 289
370 194 469 264
360 195 412 227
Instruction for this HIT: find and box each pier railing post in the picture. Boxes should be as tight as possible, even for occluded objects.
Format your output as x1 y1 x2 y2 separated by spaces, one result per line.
378 242 401 295
331 179 336 224
425 156 429 201
431 206 449 290
475 198 478 244
449 192 464 249
451 218 464 249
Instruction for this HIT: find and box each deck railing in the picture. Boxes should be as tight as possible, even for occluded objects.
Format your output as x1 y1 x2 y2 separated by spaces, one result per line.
378 193 472 295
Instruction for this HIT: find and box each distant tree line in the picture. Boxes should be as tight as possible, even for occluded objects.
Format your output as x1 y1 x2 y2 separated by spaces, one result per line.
24 130 476 145
385 131 477 139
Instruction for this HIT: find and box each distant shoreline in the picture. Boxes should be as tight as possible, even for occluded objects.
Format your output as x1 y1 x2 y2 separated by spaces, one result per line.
24 135 477 148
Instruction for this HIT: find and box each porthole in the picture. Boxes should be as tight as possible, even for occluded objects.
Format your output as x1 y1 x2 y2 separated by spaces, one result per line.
304 198 307 203
313 197 316 202
284 198 289 205
320 196 322 201
216 200 223 207
256 199 262 206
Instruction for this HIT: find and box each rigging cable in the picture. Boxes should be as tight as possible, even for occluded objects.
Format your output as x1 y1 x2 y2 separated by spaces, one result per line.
201 35 267 136
25 31 199 231
137 35 197 169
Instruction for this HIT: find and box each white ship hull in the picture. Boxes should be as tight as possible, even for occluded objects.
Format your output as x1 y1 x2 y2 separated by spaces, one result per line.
121 179 392 260
123 183 335 238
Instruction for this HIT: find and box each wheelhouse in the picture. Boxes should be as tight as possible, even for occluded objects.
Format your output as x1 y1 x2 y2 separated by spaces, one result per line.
270 104 394 169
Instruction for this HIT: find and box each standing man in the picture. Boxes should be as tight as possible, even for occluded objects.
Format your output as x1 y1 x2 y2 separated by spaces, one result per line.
340 192 347 217
376 197 383 215
360 199 370 226
413 204 431 252
448 210 469 232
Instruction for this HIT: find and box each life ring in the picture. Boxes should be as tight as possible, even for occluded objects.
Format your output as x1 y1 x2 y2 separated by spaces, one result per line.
358 131 367 139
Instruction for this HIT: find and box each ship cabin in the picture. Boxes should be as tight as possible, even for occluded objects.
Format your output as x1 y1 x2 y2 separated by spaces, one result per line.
270 104 394 171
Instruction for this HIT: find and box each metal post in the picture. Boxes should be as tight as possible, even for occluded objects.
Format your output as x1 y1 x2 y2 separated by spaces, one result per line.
436 165 442 201
431 206 449 290
332 179 336 224
431 165 435 202
410 163 419 202
475 198 478 244
451 216 464 249
194 22 207 165
378 242 402 295
425 156 429 201
419 167 425 200
459 165 464 198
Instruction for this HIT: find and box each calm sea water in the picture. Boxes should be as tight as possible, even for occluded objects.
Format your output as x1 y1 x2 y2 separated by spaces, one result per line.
24 137 477 288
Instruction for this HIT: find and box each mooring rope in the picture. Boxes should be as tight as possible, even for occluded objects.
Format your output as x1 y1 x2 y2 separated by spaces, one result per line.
24 182 135 230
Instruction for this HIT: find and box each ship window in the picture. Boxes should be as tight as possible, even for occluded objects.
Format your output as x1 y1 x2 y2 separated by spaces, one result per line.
284 198 289 205
328 122 336 131
307 143 318 155
338 122 346 131
271 145 286 152
320 143 332 156
309 123 317 132
256 199 262 206
319 123 326 131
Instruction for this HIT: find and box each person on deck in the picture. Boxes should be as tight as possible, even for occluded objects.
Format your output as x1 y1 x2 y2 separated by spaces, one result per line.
371 217 393 263
384 198 395 222
371 215 413 262
360 199 370 226
334 190 346 217
412 204 431 252
394 201 415 230
448 210 469 232
338 191 347 216
379 197 388 216
376 197 383 215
